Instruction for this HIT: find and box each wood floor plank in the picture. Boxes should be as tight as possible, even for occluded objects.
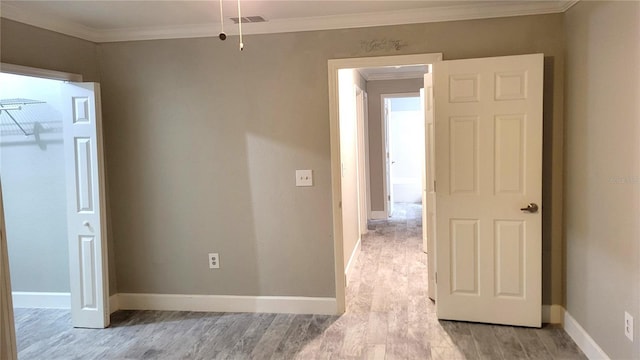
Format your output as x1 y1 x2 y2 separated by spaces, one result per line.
468 322 505 360
249 314 295 360
513 326 553 360
12 203 586 360
270 314 313 359
492 325 529 360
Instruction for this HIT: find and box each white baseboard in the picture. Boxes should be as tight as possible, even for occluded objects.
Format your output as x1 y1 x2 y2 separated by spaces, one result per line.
370 211 386 220
542 304 564 324
109 294 119 314
344 238 362 285
564 310 610 360
114 293 338 315
12 292 70 309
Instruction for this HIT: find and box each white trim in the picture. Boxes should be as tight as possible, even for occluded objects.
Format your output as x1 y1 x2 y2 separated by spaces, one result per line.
11 292 70 309
1 1 576 43
116 293 337 315
559 0 581 12
109 294 119 314
541 304 564 324
344 238 362 284
370 211 387 220
0 2 96 42
564 310 611 360
364 92 373 222
0 63 83 82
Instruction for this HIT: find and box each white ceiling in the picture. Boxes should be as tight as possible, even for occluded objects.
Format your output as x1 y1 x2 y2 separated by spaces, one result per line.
1 0 578 43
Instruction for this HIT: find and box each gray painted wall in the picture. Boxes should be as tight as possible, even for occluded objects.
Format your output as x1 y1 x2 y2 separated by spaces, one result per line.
366 79 423 212
2 13 566 305
564 2 640 358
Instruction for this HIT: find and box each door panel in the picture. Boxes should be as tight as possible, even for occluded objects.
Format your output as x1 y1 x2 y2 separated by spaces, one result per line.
434 54 543 327
383 98 394 217
423 73 436 301
63 82 109 328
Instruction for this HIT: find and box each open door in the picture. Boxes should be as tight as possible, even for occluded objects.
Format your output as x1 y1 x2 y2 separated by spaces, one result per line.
62 82 110 328
434 54 543 327
383 99 394 217
355 87 368 235
0 181 17 360
423 73 437 301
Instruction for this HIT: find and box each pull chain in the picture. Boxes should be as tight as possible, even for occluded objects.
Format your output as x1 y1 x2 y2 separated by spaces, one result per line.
218 0 226 40
237 0 244 51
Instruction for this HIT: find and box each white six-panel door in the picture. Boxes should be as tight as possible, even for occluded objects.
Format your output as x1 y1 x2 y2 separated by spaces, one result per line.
434 54 543 327
62 83 110 328
423 73 437 301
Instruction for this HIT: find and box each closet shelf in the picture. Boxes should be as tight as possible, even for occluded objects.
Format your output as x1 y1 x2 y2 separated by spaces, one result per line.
0 98 47 136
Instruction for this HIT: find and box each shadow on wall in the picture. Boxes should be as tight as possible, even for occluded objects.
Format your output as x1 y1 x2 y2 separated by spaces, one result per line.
101 36 335 297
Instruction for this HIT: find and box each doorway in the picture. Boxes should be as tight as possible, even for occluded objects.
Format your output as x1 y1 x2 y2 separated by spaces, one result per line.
330 53 544 328
0 64 110 355
328 53 442 313
382 93 423 219
0 73 70 312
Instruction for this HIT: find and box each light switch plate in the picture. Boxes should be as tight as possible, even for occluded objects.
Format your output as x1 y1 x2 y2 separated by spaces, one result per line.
296 170 313 187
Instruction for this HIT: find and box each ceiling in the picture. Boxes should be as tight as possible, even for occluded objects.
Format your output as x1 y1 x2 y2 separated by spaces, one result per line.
0 0 578 43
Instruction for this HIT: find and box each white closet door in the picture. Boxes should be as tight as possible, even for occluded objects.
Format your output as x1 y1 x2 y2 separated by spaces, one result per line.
434 54 543 327
62 82 109 328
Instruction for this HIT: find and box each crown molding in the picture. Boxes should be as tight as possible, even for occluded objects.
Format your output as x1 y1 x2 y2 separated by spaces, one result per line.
1 1 577 43
0 2 98 42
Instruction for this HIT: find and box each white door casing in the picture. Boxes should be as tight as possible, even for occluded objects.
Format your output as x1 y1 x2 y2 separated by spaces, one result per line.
63 82 110 328
383 98 394 217
356 87 368 236
420 87 427 251
434 54 543 327
423 73 437 301
0 181 17 360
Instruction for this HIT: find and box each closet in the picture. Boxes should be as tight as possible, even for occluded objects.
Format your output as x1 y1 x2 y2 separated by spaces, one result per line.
0 73 70 309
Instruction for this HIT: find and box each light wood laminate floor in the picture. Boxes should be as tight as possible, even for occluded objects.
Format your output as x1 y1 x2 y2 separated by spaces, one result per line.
15 203 586 359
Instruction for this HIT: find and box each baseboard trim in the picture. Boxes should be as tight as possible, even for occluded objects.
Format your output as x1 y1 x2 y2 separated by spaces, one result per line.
344 238 362 285
115 293 338 315
12 292 70 309
564 310 610 360
542 304 564 324
109 294 120 314
370 211 386 220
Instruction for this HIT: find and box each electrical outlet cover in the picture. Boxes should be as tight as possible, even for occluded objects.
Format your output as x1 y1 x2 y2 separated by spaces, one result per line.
625 312 634 341
208 253 220 269
624 311 633 342
295 170 313 187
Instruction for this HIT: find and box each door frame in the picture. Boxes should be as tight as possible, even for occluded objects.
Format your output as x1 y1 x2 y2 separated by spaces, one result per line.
328 53 442 313
381 92 422 218
0 63 110 326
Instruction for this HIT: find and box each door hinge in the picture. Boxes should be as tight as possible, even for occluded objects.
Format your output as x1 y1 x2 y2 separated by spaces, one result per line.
388 195 390 201
435 272 437 284
434 181 436 192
